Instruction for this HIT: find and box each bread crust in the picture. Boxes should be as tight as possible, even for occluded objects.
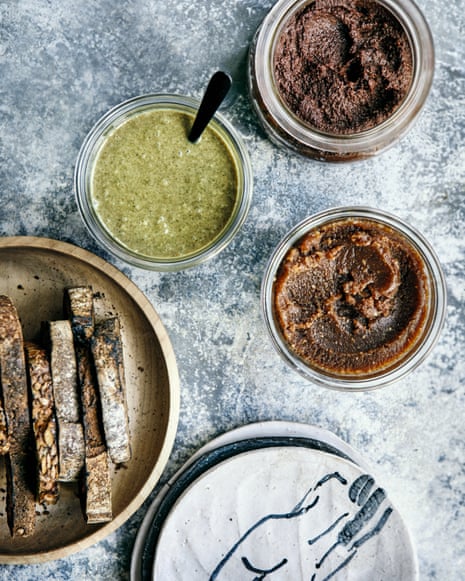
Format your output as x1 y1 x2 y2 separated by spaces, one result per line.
0 295 36 537
0 399 10 455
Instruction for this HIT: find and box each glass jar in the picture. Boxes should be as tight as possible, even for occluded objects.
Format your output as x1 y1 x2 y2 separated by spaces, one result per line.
248 0 434 161
261 207 447 390
75 94 253 271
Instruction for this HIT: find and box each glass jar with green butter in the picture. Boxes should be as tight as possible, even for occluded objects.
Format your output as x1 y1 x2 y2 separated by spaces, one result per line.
75 94 252 270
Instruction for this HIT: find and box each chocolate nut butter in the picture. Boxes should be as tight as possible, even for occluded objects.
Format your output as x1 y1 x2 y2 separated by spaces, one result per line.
249 0 434 160
273 0 413 135
261 208 447 390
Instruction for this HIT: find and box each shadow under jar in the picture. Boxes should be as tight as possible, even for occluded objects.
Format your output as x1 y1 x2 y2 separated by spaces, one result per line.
261 207 447 390
249 0 434 161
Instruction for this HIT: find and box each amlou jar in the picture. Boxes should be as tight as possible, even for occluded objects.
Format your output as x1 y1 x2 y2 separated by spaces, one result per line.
248 0 434 161
75 94 253 271
261 207 447 391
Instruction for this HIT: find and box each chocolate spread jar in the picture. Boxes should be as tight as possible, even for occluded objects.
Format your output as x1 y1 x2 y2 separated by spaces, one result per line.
249 0 434 161
261 207 447 390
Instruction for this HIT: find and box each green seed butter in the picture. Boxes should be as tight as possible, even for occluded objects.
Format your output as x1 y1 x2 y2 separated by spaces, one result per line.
91 108 239 259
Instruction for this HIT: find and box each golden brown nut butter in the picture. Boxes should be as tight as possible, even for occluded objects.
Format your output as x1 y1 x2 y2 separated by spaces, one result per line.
273 218 429 376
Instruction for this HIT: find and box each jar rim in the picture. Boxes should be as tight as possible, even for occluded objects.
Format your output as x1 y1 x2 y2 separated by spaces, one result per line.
261 206 447 390
74 93 253 271
250 0 435 159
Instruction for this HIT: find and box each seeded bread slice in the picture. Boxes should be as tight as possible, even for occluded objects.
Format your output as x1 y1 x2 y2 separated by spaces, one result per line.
64 286 94 343
44 320 85 481
0 295 36 537
84 451 113 524
64 286 113 523
91 317 131 464
25 342 60 506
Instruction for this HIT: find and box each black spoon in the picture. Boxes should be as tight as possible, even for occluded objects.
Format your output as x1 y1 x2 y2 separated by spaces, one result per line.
188 71 233 143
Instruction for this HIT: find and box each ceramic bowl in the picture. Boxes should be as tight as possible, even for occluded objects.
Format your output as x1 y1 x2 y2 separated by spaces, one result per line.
0 237 179 563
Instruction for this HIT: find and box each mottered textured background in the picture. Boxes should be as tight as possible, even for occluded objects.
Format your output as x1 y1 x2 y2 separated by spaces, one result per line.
0 0 464 578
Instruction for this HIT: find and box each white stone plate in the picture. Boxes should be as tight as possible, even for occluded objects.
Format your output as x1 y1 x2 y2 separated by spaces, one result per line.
130 421 418 581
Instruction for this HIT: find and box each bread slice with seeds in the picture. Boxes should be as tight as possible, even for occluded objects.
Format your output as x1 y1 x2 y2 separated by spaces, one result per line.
44 319 85 482
0 295 36 537
25 341 60 506
64 286 112 523
91 316 131 465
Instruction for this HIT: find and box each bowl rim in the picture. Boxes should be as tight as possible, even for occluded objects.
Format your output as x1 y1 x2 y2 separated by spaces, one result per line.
0 236 180 563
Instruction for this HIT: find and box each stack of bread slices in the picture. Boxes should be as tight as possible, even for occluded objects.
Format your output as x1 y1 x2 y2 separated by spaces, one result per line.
0 286 131 538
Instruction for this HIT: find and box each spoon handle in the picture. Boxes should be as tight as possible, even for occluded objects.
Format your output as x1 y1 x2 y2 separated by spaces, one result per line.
188 71 232 143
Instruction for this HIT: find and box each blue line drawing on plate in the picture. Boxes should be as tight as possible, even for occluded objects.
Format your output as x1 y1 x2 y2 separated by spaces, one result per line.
210 472 393 580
